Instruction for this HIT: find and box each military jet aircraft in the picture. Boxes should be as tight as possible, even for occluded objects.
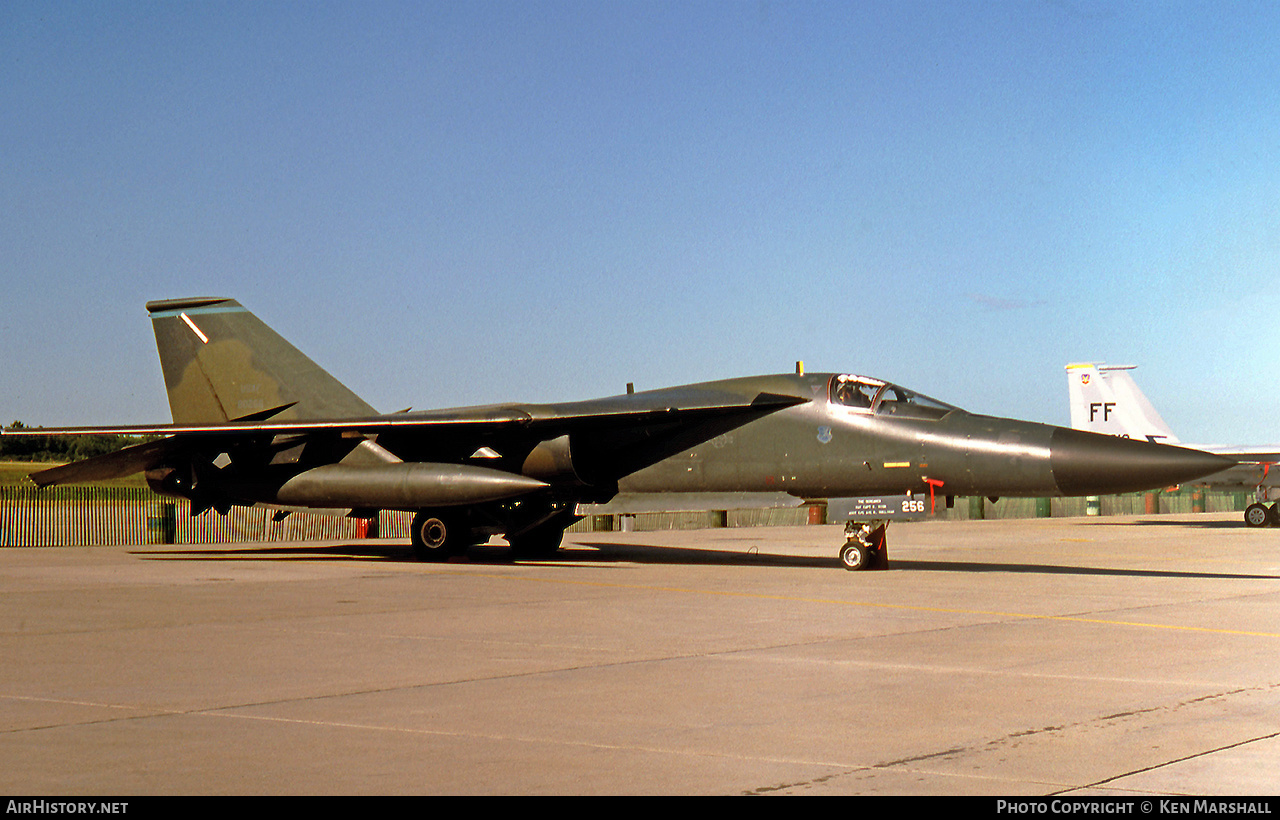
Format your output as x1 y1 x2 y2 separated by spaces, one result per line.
1066 362 1280 528
4 298 1231 570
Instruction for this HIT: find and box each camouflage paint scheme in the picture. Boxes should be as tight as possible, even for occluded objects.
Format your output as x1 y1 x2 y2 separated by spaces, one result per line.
8 298 1232 568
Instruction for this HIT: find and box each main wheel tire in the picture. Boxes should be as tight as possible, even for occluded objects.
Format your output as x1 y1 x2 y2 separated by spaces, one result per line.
1245 503 1271 528
411 511 467 561
840 541 867 571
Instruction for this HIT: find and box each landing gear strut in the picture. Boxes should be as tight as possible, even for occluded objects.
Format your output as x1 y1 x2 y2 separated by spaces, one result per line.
841 520 889 571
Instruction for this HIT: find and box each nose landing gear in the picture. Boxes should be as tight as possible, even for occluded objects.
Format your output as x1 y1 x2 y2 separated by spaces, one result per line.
841 520 890 571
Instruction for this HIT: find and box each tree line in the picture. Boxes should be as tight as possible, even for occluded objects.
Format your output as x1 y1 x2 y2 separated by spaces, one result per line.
1 421 152 463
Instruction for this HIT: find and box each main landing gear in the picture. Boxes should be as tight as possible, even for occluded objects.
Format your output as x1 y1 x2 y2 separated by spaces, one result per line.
409 508 571 562
1244 502 1280 528
410 510 471 561
840 520 891 571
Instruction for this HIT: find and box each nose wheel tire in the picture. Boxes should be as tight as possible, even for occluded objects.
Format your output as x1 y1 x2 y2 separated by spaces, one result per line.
840 542 869 571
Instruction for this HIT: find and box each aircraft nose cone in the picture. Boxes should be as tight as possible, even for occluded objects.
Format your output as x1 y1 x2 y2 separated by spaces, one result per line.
1050 427 1234 496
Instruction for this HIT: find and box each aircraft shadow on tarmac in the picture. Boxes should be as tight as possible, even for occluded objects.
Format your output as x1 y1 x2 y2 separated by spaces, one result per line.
1091 518 1248 529
131 540 833 569
132 539 1280 580
885 559 1279 580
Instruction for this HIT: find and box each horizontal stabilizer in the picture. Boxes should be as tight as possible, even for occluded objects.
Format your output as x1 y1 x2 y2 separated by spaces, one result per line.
27 438 181 487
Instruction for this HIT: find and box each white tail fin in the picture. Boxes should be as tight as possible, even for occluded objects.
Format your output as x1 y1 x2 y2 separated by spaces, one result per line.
1065 363 1180 444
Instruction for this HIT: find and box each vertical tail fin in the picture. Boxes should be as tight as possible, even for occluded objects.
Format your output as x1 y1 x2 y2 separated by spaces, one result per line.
1065 363 1180 444
146 297 377 423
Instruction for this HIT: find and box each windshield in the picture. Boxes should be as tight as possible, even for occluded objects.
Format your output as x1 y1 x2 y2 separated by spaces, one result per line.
830 375 957 420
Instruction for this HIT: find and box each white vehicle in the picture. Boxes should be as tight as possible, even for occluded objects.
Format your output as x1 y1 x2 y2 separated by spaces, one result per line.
1066 363 1280 527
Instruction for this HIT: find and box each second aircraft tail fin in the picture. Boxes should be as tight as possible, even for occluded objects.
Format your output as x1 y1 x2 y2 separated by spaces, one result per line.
146 297 377 424
1065 362 1180 444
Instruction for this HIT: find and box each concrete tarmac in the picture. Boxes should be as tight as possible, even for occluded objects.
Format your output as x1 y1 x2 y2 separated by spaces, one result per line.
2 513 1279 795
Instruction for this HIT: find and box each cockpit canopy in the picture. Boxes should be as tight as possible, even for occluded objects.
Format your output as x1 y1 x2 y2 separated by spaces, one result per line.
829 375 957 420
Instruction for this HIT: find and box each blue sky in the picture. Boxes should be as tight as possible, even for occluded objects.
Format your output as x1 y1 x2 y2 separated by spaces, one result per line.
3 1 1278 445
